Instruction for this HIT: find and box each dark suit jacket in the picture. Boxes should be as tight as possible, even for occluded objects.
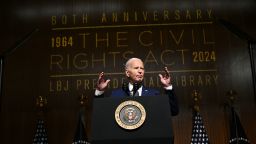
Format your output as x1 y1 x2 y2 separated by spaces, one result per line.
99 86 179 116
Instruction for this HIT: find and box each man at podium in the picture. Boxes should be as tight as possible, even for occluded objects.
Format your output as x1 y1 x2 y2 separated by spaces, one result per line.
94 57 179 116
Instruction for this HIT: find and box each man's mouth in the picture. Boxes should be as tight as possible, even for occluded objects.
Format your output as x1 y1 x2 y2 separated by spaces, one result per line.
137 75 143 78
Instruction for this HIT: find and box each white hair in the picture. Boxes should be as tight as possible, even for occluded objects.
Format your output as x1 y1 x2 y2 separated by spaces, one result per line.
125 58 143 69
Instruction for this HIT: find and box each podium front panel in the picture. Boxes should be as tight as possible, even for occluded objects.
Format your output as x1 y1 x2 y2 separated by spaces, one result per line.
91 95 173 144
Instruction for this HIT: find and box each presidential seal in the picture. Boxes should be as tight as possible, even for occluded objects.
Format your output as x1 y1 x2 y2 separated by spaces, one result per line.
115 100 146 130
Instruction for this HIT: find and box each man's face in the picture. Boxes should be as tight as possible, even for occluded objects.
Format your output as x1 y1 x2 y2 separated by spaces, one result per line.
125 59 145 83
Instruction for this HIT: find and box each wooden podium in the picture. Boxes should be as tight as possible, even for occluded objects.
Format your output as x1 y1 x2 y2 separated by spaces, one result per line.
90 95 174 144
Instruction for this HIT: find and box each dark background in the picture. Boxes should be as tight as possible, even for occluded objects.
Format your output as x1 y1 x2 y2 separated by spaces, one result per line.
1 0 256 143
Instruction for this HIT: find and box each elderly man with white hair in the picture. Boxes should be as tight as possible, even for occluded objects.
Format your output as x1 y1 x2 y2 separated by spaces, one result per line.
95 57 179 116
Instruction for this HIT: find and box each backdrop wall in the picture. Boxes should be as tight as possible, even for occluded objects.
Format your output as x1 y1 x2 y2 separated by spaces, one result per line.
1 0 256 143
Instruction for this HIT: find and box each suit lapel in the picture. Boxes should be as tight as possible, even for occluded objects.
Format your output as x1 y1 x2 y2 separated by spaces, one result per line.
142 87 150 96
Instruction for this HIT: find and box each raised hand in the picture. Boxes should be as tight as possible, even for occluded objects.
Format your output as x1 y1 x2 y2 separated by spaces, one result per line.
96 72 110 91
158 67 171 87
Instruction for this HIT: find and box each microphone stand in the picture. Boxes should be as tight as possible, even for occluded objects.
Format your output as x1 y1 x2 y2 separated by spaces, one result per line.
218 19 256 102
0 28 39 111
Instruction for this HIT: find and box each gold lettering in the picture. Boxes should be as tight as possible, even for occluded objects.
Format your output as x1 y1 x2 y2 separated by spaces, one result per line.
144 50 158 65
134 11 138 21
185 10 192 20
174 10 180 20
53 80 69 92
122 51 134 60
123 12 129 22
76 79 90 90
96 32 109 48
51 16 57 25
50 54 64 70
56 80 61 91
173 75 218 87
139 31 153 47
163 10 169 21
101 12 107 23
116 32 128 47
205 75 211 86
181 76 186 87
84 79 90 90
79 33 91 48
82 13 88 24
196 9 202 19
92 53 106 68
108 52 120 67
161 50 175 66
197 75 203 86
213 75 218 85
76 80 82 90
50 9 214 26
189 75 195 86
112 12 118 22
203 29 215 44
176 49 189 65
142 11 148 21
207 9 212 19
93 79 97 89
62 15 67 24
73 53 88 69
63 80 69 91
54 74 219 92
169 29 184 45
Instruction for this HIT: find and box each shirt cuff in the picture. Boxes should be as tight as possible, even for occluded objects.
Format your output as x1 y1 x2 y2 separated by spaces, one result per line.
164 85 173 90
95 89 104 96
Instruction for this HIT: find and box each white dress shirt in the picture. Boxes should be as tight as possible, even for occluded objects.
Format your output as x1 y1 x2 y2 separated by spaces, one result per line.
128 83 143 96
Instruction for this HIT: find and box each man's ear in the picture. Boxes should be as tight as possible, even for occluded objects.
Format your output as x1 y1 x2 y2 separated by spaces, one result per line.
125 70 129 77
